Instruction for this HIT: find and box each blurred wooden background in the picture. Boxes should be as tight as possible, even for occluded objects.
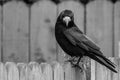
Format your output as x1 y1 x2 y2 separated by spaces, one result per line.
0 0 119 63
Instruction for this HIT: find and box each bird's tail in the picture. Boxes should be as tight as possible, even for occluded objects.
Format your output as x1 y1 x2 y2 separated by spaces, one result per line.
87 53 117 73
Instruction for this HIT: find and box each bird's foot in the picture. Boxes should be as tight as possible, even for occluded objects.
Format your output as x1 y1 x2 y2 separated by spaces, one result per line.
72 63 83 72
65 57 77 63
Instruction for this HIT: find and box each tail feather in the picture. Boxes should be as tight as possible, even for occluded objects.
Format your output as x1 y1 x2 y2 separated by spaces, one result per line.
92 51 116 68
87 53 117 73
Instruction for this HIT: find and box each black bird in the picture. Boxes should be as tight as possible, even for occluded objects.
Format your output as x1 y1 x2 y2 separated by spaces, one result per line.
55 10 117 73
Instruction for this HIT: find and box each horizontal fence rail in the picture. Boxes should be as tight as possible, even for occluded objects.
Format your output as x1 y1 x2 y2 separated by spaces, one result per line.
0 57 119 80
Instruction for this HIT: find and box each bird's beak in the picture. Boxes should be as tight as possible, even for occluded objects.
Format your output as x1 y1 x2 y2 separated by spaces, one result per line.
63 16 71 26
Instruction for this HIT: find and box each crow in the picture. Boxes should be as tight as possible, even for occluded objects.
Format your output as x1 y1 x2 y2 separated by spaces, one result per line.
55 9 117 73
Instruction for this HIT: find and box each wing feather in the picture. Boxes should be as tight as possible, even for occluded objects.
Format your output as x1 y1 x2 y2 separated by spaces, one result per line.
64 27 100 51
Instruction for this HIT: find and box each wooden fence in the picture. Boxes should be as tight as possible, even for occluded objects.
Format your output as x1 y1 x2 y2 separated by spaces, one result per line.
0 0 119 63
0 58 119 80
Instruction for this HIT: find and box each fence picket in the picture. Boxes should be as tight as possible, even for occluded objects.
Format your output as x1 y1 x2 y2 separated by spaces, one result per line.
86 0 113 57
96 62 107 80
28 62 42 80
17 63 28 80
64 63 76 80
5 62 19 80
110 58 119 80
30 0 57 62
0 5 1 61
53 62 64 80
3 1 29 62
0 62 7 80
114 1 120 57
41 63 53 80
91 59 95 80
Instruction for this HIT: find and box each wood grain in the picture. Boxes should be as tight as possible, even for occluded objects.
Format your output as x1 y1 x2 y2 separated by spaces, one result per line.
96 62 108 80
3 1 29 62
5 62 19 80
17 63 28 80
86 0 114 57
57 0 84 63
0 5 1 61
64 63 76 80
41 63 53 80
91 59 95 80
0 62 7 80
114 2 120 57
110 58 119 80
28 62 42 80
53 62 64 80
30 0 57 63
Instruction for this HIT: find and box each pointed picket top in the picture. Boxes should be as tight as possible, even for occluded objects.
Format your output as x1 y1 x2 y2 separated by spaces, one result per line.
17 63 28 80
40 63 53 80
28 62 43 80
52 61 64 80
0 62 7 80
5 62 19 80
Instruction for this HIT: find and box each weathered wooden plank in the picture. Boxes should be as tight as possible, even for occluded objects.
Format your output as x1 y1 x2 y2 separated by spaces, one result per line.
0 5 1 61
91 59 95 80
107 58 112 80
110 58 119 80
114 1 120 57
53 62 64 80
64 63 76 80
95 62 108 80
30 0 57 63
5 62 19 80
57 0 84 63
41 63 53 80
119 42 120 57
0 62 7 80
86 0 113 57
3 1 29 62
29 62 43 80
118 58 120 80
17 63 29 80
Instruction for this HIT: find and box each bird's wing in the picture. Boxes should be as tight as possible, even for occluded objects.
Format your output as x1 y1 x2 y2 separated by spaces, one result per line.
63 27 100 51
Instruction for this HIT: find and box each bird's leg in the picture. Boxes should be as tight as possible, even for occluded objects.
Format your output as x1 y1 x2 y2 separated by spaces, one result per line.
72 56 84 72
72 57 81 68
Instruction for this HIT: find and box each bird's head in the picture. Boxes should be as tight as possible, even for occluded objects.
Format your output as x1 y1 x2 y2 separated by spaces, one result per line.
58 10 74 27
